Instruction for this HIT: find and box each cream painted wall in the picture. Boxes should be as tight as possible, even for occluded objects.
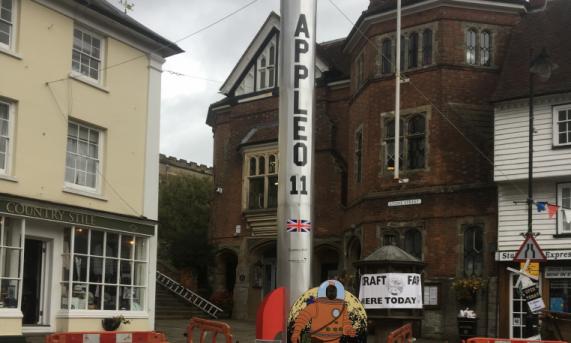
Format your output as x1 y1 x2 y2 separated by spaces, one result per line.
55 318 150 332
0 0 153 217
0 318 23 335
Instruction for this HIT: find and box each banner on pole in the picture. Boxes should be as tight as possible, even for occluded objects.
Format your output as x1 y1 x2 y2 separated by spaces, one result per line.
358 273 423 309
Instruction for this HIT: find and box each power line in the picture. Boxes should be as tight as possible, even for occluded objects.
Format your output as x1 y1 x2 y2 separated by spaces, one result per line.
327 0 529 200
163 70 223 84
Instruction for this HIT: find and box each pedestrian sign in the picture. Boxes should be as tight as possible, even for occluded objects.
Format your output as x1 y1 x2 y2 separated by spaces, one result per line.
513 234 547 262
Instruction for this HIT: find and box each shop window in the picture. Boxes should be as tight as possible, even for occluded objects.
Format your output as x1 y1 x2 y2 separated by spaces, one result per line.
422 29 433 66
553 105 571 147
72 26 104 83
354 126 363 183
404 229 422 258
384 114 427 171
65 121 102 192
464 225 483 277
557 183 571 234
549 279 571 313
0 0 15 50
61 227 148 311
0 216 23 309
245 150 278 210
0 99 14 175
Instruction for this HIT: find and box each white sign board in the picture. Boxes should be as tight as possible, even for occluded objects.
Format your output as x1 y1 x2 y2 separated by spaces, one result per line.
359 273 423 309
546 267 571 279
388 199 422 207
496 250 571 261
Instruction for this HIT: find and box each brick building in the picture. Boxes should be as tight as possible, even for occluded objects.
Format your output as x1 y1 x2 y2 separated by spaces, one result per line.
205 0 538 340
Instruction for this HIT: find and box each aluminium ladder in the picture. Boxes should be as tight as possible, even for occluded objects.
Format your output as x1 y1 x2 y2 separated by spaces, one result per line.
156 271 223 319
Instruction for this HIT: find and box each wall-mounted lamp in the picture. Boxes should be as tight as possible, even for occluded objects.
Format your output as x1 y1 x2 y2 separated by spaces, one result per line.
234 225 241 236
215 187 223 194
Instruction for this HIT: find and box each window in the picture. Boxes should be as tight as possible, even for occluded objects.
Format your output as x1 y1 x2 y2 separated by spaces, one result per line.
0 217 23 309
0 100 13 174
549 279 571 313
381 38 392 74
61 227 148 311
464 225 483 276
382 231 399 247
258 44 276 91
465 29 477 65
355 53 365 87
246 151 278 210
480 31 491 66
422 29 433 66
65 121 102 191
557 183 571 234
0 0 14 49
554 105 571 147
72 27 103 82
423 284 439 307
404 229 422 258
408 32 419 69
355 127 363 183
384 114 426 171
399 36 405 71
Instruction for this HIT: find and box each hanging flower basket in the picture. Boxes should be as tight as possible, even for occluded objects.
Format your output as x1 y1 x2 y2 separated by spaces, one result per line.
101 315 130 331
452 277 485 307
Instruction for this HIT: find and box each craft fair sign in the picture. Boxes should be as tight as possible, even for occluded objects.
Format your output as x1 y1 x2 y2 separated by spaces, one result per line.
359 273 422 309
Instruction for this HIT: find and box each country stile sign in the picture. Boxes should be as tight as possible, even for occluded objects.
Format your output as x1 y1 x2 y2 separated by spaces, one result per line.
358 273 423 309
277 0 317 311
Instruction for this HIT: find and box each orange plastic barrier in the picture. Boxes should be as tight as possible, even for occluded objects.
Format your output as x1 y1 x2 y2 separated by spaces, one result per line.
187 317 233 343
387 323 414 343
45 331 168 343
463 338 567 343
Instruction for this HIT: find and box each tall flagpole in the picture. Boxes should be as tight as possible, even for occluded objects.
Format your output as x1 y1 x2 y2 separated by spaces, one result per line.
277 0 316 329
394 0 402 180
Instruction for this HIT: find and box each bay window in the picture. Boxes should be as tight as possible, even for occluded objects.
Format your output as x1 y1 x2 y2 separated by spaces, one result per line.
245 151 278 210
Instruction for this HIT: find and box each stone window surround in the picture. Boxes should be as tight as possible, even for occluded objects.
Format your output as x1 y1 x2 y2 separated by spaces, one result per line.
380 105 431 175
462 22 498 68
241 145 279 211
376 221 425 260
374 22 438 76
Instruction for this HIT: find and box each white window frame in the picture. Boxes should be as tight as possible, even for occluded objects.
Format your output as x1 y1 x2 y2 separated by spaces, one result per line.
257 44 276 91
0 216 25 313
71 26 105 85
0 99 15 176
64 120 104 194
553 104 571 147
0 0 17 51
557 183 571 234
242 147 278 211
60 227 149 313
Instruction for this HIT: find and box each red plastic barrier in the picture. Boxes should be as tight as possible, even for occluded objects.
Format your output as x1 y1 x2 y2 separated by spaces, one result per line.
387 323 414 343
45 331 168 343
463 338 567 343
187 317 233 343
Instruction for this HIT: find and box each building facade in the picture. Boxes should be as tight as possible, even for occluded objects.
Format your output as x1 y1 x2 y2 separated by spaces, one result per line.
159 154 213 179
0 0 181 339
493 0 571 338
206 1 540 340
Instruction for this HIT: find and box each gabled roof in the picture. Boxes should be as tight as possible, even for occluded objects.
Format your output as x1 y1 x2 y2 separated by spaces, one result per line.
219 12 348 96
72 0 183 57
494 0 571 102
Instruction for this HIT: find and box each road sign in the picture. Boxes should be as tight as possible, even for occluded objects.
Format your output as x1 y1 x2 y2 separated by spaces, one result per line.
513 234 547 262
520 262 540 277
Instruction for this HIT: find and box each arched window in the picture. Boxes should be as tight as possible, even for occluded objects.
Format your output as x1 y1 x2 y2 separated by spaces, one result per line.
464 225 484 276
408 32 419 69
249 157 257 176
480 31 491 66
407 115 426 169
465 29 477 65
384 119 404 171
268 46 276 87
404 229 422 258
422 29 433 65
258 156 265 174
381 38 392 74
383 230 399 247
268 155 277 174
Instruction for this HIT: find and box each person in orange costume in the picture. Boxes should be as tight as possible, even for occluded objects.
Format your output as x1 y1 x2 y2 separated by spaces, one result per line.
291 281 356 343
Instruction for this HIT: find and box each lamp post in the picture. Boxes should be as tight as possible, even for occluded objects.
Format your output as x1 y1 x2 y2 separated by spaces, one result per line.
527 48 558 235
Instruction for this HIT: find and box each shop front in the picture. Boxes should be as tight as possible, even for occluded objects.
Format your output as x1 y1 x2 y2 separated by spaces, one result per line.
0 194 157 340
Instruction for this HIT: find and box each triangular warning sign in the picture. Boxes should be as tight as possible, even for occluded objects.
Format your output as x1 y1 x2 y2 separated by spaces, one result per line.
513 234 547 262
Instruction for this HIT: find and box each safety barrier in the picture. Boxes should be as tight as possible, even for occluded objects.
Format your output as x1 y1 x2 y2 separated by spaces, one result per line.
45 331 168 343
462 338 567 343
186 317 233 343
387 323 414 343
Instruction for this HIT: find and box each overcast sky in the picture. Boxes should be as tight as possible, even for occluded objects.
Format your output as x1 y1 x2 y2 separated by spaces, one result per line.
114 0 369 166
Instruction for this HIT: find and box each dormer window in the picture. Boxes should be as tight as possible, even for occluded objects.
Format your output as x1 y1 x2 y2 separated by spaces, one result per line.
258 44 276 90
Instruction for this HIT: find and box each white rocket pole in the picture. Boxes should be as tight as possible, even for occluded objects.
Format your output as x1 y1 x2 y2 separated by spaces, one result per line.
277 0 316 324
394 0 402 180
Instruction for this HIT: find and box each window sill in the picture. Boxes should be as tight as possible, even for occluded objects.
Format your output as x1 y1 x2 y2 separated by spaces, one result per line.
553 233 571 238
0 309 24 318
0 174 18 183
56 310 149 319
0 46 22 60
552 144 571 150
63 186 107 201
69 72 109 93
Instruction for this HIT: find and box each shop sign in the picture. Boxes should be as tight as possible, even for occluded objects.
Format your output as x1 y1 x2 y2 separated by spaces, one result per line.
496 250 571 261
0 197 155 235
359 273 422 309
388 199 422 207
545 267 571 279
520 262 540 278
520 281 545 313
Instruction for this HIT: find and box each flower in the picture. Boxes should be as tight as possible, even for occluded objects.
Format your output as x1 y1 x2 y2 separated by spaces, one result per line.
453 277 486 306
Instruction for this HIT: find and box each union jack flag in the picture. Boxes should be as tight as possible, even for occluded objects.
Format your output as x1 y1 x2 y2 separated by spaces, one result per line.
286 219 312 233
